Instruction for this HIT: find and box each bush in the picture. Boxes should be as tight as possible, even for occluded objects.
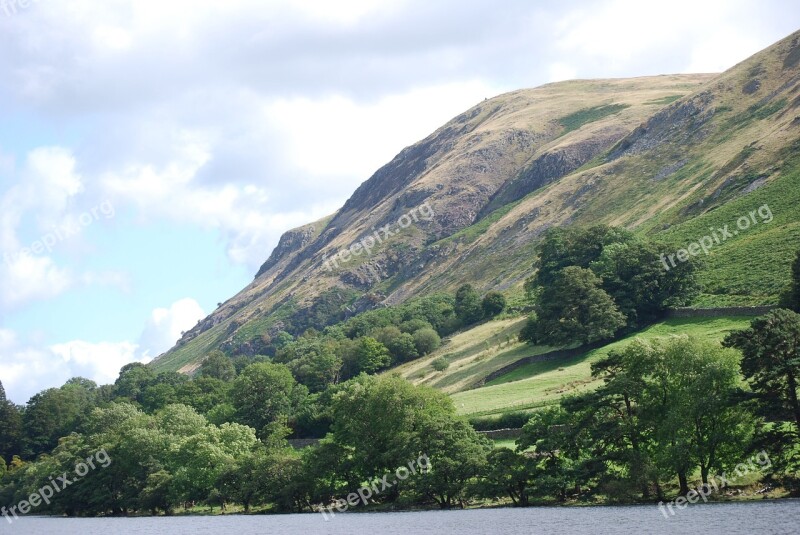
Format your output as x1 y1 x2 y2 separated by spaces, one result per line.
431 357 450 372
482 291 507 318
455 284 484 325
413 328 441 355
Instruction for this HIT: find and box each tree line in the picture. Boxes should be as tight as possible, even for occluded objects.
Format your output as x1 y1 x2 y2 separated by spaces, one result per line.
0 236 797 515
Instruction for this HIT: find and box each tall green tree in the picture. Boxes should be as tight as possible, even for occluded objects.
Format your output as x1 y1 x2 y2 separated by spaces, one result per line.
590 240 697 326
232 362 307 439
455 284 483 325
22 379 98 457
531 225 634 288
201 350 236 381
114 362 157 402
636 337 753 490
413 327 441 356
780 250 800 312
724 309 800 437
0 381 22 461
474 447 539 507
524 266 626 346
481 291 507 318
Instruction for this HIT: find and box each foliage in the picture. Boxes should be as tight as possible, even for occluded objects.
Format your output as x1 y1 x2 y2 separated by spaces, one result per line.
524 266 626 345
200 351 236 381
231 362 307 440
779 250 800 312
481 291 507 318
455 284 484 326
431 357 450 372
413 328 441 355
724 309 800 471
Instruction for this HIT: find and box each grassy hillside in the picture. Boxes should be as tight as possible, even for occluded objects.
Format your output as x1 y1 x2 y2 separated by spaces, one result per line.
448 316 755 417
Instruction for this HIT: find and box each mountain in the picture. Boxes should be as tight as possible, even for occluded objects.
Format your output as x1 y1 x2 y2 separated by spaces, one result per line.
152 29 800 374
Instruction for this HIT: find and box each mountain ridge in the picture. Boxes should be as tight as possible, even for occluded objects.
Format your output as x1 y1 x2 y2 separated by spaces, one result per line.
152 29 800 373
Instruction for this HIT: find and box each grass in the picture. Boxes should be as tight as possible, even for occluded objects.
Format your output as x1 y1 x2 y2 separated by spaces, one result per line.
647 95 684 105
653 163 800 305
559 103 630 134
393 317 557 393
491 438 518 450
451 316 756 417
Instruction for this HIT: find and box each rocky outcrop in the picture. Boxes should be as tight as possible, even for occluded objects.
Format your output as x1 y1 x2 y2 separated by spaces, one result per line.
255 221 322 278
483 130 624 214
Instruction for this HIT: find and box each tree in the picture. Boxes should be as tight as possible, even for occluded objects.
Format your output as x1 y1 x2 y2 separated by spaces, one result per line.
409 417 490 509
532 225 634 288
481 291 506 318
114 362 156 402
413 328 441 355
518 407 578 502
328 375 457 486
388 332 420 363
341 337 391 376
22 379 98 457
636 337 753 490
371 326 419 363
590 240 697 326
724 309 800 436
278 338 342 392
780 250 800 312
232 362 307 439
525 266 626 346
455 284 483 325
0 381 22 461
477 447 540 507
200 350 236 381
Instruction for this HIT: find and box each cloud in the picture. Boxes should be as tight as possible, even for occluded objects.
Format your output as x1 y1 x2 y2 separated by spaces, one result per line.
0 328 144 404
138 298 206 358
0 297 206 403
0 253 72 308
49 340 144 389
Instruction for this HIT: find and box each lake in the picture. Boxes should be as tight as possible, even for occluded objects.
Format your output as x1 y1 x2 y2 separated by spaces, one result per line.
6 500 800 534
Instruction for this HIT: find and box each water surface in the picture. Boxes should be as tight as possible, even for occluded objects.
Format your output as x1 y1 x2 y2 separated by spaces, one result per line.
7 500 800 534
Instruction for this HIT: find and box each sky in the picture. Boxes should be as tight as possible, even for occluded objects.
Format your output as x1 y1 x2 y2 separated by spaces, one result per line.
0 0 798 404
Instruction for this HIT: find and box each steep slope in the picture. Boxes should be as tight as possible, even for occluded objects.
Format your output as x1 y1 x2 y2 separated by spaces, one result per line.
152 29 800 373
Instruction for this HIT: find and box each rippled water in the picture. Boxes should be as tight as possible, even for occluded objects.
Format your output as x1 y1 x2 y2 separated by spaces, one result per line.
7 500 800 534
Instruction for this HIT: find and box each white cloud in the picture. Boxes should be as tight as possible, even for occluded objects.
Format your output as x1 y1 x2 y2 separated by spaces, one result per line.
138 298 206 358
0 297 207 403
0 146 83 252
0 329 144 404
49 340 144 387
0 253 72 308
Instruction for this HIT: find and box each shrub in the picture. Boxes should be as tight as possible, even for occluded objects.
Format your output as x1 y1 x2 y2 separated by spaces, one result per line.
431 357 450 372
413 328 441 355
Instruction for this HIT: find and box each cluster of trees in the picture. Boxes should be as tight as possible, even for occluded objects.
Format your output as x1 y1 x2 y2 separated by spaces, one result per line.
3 301 797 516
483 304 800 505
521 225 697 346
1 241 797 515
0 289 508 464
0 375 493 515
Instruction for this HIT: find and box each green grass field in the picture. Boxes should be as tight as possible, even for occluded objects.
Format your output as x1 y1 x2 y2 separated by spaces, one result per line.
451 316 756 417
394 317 558 393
